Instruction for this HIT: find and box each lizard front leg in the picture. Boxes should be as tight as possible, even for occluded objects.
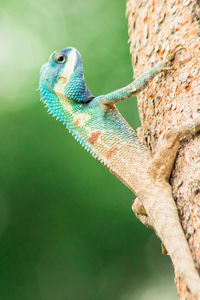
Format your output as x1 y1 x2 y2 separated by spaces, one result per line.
95 45 184 105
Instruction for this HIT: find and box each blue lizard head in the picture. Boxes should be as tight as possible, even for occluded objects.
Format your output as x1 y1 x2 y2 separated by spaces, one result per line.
39 47 94 103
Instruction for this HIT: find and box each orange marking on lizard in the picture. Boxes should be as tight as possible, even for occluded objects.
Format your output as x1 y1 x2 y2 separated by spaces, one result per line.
88 131 101 145
106 147 119 159
74 119 80 126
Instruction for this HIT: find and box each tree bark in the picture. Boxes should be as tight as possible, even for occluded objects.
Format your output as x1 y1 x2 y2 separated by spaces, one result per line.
126 0 200 299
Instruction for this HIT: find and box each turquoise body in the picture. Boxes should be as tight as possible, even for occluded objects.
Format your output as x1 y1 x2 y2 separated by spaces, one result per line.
39 46 165 190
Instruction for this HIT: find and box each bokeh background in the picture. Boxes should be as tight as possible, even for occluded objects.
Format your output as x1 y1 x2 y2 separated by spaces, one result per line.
1 0 178 299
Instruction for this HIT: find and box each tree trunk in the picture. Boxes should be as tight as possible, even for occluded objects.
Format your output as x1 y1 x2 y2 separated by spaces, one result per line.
126 0 200 299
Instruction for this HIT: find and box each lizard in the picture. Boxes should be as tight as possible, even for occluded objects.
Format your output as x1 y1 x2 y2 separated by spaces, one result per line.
39 45 200 299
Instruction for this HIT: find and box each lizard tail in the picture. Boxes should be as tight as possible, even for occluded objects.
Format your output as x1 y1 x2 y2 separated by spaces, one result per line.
143 183 200 300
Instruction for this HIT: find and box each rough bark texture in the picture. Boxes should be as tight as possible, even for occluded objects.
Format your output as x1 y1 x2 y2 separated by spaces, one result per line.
126 0 200 299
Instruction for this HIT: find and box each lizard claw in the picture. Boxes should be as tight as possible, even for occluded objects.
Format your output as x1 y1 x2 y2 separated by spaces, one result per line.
161 66 176 73
165 44 185 64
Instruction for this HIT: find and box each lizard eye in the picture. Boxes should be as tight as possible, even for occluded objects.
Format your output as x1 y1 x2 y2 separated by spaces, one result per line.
54 53 66 64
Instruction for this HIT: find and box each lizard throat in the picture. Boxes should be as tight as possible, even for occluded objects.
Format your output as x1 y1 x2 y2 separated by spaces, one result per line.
64 71 94 103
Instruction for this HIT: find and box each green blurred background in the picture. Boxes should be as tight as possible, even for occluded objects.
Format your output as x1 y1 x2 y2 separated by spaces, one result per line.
0 0 178 299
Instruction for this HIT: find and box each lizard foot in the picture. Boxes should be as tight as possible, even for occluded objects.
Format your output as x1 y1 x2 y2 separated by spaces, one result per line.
165 115 200 139
164 44 185 64
132 197 153 228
